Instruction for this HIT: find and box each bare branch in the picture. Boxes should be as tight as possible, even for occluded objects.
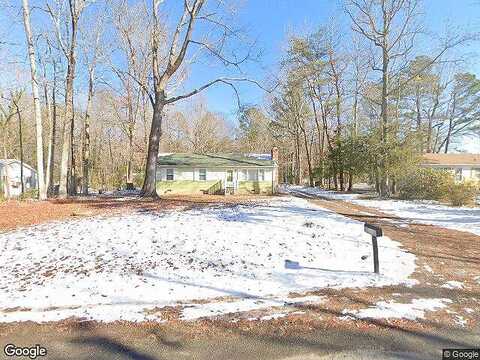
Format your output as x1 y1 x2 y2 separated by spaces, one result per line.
164 77 271 104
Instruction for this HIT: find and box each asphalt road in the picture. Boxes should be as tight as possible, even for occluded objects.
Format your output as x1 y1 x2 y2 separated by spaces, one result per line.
1 321 479 360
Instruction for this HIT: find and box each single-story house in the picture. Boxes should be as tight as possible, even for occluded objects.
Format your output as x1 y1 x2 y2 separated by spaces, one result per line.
156 148 279 195
421 153 480 182
0 159 38 197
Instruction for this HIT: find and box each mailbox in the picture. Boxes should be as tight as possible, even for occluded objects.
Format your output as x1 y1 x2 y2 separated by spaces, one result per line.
364 223 383 237
364 223 382 274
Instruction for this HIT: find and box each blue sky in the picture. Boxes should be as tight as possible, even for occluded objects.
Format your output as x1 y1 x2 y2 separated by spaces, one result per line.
189 0 480 117
186 0 480 152
1 0 479 151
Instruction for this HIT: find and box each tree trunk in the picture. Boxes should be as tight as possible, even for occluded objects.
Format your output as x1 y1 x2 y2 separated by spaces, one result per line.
333 166 338 190
82 69 94 195
352 85 359 137
59 61 75 196
141 98 164 197
69 104 77 195
443 94 456 154
426 116 433 153
126 127 134 187
444 118 453 154
47 81 57 194
375 166 380 194
294 130 301 185
16 107 24 195
300 126 313 187
426 89 440 153
2 133 10 199
339 167 345 192
22 0 47 200
379 43 390 198
415 85 424 151
59 3 79 197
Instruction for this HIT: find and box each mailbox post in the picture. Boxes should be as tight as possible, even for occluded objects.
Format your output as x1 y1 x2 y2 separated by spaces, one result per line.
364 223 382 274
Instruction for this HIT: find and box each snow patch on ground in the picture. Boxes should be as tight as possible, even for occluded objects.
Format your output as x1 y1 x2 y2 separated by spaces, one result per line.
280 185 364 201
454 315 468 327
441 281 464 289
180 298 280 321
0 196 416 323
283 185 480 237
180 296 324 321
350 199 480 237
423 265 433 273
344 298 452 320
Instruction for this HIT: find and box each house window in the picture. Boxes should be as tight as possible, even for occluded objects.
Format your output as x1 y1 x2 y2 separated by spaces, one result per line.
226 170 234 182
199 169 206 181
258 169 265 181
455 168 463 182
166 168 174 181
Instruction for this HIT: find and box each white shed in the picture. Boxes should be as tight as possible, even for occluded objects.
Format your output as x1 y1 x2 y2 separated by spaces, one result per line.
0 159 38 197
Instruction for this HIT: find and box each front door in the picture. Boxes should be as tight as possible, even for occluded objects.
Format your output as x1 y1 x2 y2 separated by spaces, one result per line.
226 170 234 194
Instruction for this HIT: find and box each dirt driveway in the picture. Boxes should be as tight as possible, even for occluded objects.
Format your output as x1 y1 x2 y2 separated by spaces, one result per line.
0 195 479 360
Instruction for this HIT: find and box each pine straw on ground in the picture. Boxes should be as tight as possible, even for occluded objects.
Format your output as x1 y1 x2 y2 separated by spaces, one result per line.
0 194 267 232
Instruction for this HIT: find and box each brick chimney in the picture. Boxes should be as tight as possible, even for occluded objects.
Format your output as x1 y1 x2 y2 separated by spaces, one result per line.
271 146 279 163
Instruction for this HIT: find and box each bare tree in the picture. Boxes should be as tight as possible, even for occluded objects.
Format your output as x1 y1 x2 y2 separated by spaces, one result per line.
47 0 90 196
80 8 107 195
135 0 260 197
46 55 59 194
345 0 470 197
0 98 15 199
11 91 25 195
22 0 47 200
110 0 151 190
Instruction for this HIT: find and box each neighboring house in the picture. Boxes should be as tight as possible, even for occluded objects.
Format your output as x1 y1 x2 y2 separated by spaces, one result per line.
421 153 480 182
0 159 38 197
156 148 279 195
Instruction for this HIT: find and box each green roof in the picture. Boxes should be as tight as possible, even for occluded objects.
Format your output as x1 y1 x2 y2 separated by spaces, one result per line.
157 153 276 167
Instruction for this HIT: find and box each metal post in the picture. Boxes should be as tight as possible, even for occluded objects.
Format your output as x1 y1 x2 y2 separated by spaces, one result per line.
372 236 379 274
364 223 382 274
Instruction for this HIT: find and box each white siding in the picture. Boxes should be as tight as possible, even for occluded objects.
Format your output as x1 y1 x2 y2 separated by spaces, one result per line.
238 168 273 181
0 160 37 197
204 169 225 181
157 167 274 183
157 167 227 182
422 164 480 182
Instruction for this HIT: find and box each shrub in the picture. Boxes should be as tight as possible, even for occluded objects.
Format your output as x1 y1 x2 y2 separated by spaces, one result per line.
19 189 39 200
398 168 452 201
444 181 478 207
398 168 478 206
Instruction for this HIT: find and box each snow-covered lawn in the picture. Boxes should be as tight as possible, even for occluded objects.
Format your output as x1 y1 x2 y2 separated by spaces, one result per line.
283 185 480 237
0 197 416 323
282 185 363 201
351 199 480 236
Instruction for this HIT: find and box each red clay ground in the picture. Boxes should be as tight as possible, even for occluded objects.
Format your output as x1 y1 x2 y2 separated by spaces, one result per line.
0 195 479 360
0 194 269 231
